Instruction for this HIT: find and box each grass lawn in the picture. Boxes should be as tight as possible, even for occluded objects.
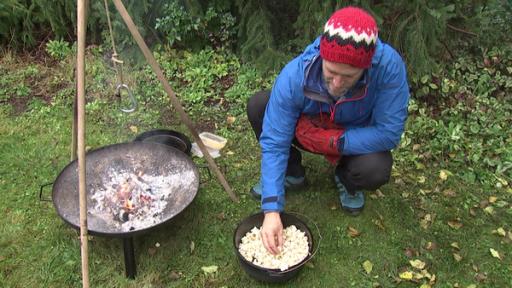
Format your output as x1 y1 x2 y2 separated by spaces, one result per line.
0 51 511 288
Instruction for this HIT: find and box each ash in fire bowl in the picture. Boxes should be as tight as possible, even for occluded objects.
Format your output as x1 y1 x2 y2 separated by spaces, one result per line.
89 168 191 232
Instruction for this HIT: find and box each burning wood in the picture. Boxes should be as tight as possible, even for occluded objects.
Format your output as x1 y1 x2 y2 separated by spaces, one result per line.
90 169 177 232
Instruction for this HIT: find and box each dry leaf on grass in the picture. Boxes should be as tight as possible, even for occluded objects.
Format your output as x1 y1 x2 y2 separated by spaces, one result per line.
347 226 361 238
490 248 502 260
399 271 413 280
409 259 426 269
201 265 218 274
450 242 460 249
362 260 373 274
447 220 463 229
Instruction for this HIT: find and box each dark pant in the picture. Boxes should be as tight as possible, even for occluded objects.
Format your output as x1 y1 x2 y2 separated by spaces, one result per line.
247 90 393 193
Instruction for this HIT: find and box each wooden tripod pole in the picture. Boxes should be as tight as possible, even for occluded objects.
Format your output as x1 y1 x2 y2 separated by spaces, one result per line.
112 0 239 203
76 0 90 287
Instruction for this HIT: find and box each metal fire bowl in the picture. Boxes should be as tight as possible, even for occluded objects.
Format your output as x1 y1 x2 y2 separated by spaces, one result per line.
52 142 199 237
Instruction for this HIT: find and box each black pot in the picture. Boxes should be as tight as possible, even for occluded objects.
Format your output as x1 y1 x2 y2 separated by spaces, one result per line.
133 129 192 156
233 212 314 283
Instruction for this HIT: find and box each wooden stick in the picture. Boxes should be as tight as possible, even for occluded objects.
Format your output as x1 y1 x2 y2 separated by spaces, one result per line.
112 0 239 203
77 0 90 287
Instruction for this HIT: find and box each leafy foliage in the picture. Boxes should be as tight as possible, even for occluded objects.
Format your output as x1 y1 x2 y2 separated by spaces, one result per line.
45 39 72 60
398 46 512 186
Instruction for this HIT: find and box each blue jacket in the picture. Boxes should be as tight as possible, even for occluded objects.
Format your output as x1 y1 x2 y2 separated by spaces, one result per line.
259 37 410 212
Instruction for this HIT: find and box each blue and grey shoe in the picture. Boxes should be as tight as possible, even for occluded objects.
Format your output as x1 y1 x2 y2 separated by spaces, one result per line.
334 174 364 215
250 175 306 200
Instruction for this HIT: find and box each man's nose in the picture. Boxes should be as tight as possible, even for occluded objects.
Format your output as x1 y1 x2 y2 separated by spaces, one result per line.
332 77 344 88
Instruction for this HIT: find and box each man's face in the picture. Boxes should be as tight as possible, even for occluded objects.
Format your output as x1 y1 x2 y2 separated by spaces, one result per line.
322 60 364 98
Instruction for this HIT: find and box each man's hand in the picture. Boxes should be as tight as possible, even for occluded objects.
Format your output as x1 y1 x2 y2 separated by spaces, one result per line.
261 212 283 255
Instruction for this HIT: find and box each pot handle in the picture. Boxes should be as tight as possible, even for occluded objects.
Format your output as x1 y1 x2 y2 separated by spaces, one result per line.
39 182 53 202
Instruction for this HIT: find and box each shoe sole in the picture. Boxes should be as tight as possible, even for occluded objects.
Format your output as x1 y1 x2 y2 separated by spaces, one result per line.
341 205 364 216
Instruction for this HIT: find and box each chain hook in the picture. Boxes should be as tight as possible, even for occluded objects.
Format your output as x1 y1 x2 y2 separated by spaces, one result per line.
116 83 137 113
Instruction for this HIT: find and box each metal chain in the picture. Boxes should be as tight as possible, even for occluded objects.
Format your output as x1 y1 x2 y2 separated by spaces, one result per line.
103 0 136 113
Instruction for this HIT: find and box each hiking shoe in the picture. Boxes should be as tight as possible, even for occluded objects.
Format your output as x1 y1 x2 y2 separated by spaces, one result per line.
334 174 364 215
250 176 306 200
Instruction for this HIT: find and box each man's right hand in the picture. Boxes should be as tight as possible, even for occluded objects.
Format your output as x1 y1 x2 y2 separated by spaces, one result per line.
261 211 283 255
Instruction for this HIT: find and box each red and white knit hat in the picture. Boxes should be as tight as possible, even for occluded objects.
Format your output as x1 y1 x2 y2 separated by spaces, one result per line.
320 7 378 68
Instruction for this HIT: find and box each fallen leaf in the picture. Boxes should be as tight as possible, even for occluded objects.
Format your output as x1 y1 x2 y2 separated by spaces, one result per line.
347 226 361 238
439 170 451 181
448 220 463 229
201 265 218 274
226 116 236 124
472 264 479 272
404 247 418 257
483 206 494 215
399 271 414 280
453 253 463 262
488 196 497 203
190 241 195 254
425 242 437 251
373 219 385 230
417 176 426 183
475 272 487 282
129 125 138 133
420 189 432 195
362 260 373 274
305 262 315 268
469 207 477 216
375 189 385 197
410 259 426 269
226 151 234 155
450 242 460 249
420 284 432 288
494 227 507 237
169 271 181 280
467 285 477 288
414 271 425 280
443 189 457 197
420 214 432 229
490 248 502 260
479 199 489 209
495 176 509 187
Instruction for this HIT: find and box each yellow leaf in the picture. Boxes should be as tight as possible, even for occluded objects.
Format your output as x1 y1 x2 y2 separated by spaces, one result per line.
453 253 463 262
399 271 413 280
450 242 460 249
490 248 502 260
409 259 426 269
417 176 426 183
226 116 236 124
362 260 373 274
467 285 477 288
201 265 218 274
129 125 138 133
489 196 497 203
439 170 450 181
484 206 494 215
495 227 507 237
420 284 432 288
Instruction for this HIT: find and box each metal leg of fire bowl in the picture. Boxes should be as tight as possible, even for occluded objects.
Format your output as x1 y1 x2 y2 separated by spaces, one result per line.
123 237 136 279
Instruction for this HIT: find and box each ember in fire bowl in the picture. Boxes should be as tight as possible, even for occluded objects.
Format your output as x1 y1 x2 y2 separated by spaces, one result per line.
52 142 199 237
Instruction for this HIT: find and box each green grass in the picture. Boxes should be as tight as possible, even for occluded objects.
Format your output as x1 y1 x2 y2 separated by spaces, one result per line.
1 50 511 288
